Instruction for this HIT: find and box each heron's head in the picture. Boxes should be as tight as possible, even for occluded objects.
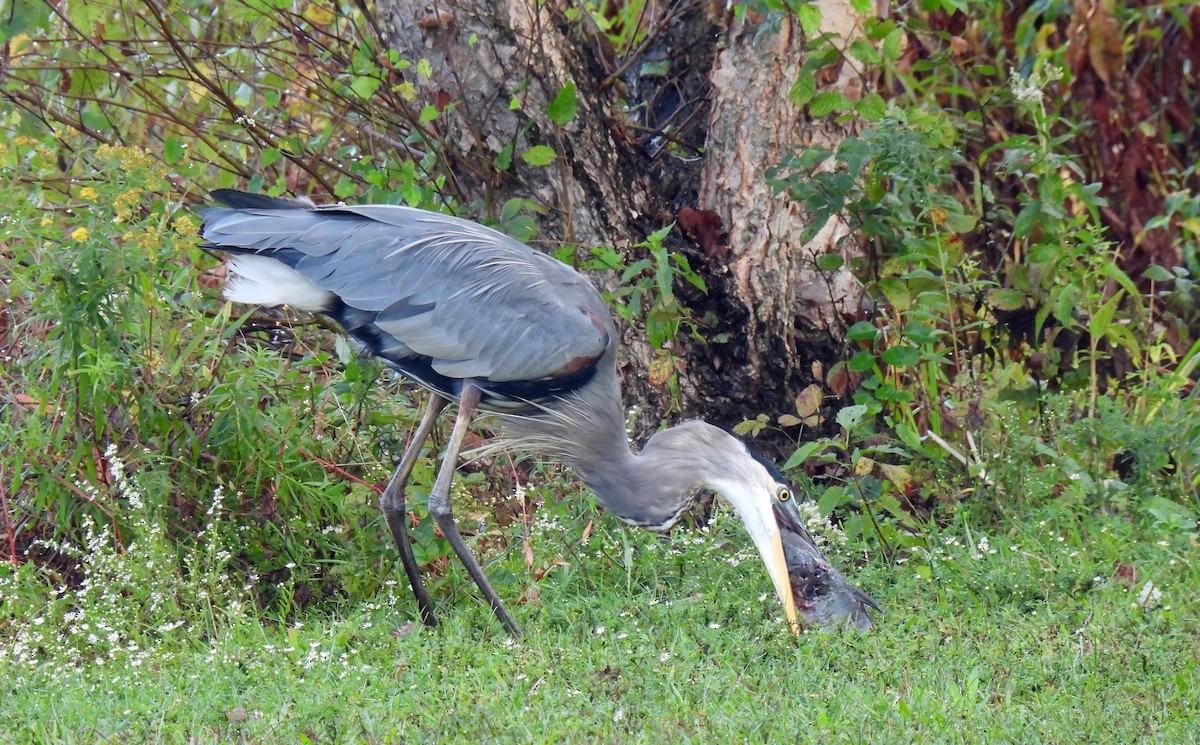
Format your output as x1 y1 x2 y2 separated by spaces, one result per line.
642 422 802 634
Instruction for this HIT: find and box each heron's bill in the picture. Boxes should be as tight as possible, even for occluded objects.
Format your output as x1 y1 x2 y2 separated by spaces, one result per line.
765 524 802 635
714 479 802 635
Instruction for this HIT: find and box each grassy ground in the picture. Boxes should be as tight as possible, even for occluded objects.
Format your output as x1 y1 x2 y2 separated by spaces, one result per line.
3 499 1196 744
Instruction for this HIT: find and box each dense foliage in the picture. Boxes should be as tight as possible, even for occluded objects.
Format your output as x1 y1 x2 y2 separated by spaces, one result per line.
0 1 1197 737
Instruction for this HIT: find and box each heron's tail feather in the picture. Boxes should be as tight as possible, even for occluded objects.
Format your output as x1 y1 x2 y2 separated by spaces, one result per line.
202 190 332 312
220 253 332 312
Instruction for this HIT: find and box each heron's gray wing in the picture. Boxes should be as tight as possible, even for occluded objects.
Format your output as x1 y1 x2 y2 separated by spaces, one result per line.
201 203 611 383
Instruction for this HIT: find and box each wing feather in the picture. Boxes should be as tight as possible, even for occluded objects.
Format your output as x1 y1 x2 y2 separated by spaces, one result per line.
202 195 612 384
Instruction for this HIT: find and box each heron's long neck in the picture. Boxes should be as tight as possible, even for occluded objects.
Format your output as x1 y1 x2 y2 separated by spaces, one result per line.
563 371 702 530
498 361 699 530
577 443 699 531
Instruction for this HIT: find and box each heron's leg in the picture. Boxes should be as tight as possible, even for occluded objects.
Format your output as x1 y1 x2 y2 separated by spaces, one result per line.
428 383 522 636
380 393 449 628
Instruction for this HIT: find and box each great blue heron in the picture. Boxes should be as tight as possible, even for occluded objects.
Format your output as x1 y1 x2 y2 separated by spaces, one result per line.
201 189 871 636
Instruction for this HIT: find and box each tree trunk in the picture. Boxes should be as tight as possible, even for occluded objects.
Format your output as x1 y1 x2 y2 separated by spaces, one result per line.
375 0 869 449
695 2 868 441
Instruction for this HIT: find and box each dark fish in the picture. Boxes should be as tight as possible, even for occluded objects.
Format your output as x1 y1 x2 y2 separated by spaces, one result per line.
777 511 881 630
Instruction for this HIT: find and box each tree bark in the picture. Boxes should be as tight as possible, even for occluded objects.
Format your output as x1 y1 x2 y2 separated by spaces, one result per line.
375 0 869 449
696 2 867 439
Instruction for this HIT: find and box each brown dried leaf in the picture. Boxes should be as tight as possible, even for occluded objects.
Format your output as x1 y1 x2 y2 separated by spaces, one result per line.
794 384 824 418
853 456 876 476
828 361 850 396
677 207 728 260
1087 2 1124 88
1113 562 1138 586
648 353 676 386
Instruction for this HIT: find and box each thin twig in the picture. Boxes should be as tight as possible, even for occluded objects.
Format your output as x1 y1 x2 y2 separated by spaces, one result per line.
927 430 997 488
0 464 17 565
297 448 383 495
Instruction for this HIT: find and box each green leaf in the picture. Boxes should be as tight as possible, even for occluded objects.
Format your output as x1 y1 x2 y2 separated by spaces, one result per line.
818 486 848 516
261 147 283 168
640 59 670 77
789 71 817 107
67 67 108 97
1052 285 1081 328
1087 290 1124 339
895 421 924 452
848 39 880 66
849 0 873 13
1103 323 1139 358
494 145 513 171
1013 201 1041 238
881 345 920 368
988 288 1027 311
500 198 524 222
904 323 941 345
1144 496 1197 530
945 211 978 233
1141 265 1174 283
546 82 577 126
350 75 381 100
1 0 49 40
782 440 828 471
855 93 886 121
419 105 439 124
1102 261 1139 297
847 321 879 342
163 136 185 165
795 4 822 37
835 404 870 432
881 28 904 62
333 177 356 199
878 277 911 310
809 91 850 117
815 253 844 271
66 1 106 33
520 145 557 167
848 350 876 373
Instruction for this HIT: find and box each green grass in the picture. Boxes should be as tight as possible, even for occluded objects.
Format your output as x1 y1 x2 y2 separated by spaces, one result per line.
3 501 1196 743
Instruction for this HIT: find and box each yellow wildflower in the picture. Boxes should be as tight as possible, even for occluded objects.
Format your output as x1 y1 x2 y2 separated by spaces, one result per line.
71 227 89 242
114 188 144 223
172 214 199 238
79 187 99 201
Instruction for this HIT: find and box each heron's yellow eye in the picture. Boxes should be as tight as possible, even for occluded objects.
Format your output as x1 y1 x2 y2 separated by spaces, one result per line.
776 487 792 502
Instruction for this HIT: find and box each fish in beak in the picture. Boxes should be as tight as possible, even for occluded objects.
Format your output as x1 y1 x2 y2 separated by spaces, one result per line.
774 499 881 630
